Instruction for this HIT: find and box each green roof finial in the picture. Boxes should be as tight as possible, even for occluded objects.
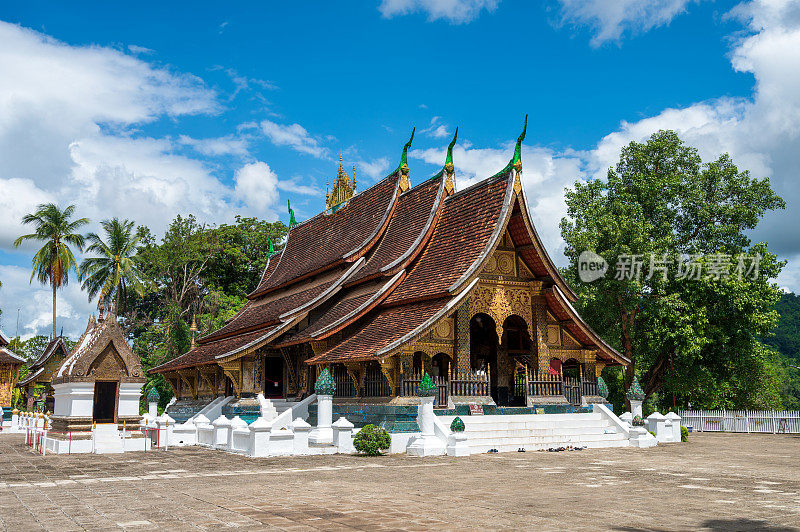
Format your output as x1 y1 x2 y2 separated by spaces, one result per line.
511 114 527 171
267 235 275 257
398 127 415 171
287 199 297 228
445 127 458 168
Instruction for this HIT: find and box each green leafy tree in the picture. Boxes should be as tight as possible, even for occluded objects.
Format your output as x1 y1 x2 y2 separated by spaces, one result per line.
560 130 786 410
13 204 89 339
80 218 146 314
204 216 288 298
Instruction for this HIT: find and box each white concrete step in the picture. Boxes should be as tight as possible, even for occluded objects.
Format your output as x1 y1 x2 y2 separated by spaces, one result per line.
436 413 629 454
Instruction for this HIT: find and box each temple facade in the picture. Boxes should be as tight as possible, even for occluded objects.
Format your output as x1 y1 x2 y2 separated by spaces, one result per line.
50 313 145 432
151 122 629 410
17 336 69 412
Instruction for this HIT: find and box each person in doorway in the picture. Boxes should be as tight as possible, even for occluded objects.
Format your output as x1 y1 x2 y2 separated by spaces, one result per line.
431 359 440 378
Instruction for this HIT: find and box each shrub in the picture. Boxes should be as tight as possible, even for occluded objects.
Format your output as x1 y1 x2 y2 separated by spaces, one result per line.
632 415 644 426
681 425 689 442
648 430 656 438
353 424 391 456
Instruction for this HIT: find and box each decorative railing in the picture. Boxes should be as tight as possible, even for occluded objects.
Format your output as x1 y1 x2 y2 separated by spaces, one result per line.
581 377 599 398
448 369 489 397
399 372 448 405
525 369 564 397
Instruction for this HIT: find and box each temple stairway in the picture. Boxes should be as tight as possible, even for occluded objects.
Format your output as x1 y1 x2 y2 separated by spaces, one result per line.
270 399 297 416
437 412 629 453
92 424 124 454
166 398 213 424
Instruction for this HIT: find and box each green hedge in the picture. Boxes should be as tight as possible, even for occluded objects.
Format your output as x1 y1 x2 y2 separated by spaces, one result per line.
353 424 391 456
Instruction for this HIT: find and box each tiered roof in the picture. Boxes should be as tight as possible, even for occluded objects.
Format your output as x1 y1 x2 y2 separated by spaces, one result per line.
17 336 69 386
152 123 627 374
0 331 24 365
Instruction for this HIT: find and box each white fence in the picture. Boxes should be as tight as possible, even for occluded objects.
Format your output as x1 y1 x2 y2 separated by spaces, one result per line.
678 410 800 434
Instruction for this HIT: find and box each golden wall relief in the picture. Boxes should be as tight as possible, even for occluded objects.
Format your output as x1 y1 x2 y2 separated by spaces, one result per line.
469 281 534 342
0 364 13 407
482 250 517 277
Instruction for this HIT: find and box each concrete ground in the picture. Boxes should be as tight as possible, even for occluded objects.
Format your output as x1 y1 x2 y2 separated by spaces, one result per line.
0 432 798 531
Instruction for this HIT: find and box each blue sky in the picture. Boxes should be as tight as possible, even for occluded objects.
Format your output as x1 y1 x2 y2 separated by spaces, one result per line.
1 0 799 339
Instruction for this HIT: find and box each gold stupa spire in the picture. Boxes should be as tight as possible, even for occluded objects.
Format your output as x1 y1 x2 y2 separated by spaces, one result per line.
326 151 356 210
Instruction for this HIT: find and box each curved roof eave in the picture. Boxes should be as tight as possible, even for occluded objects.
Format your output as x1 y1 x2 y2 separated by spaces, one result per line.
514 184 579 302
310 269 406 341
548 285 629 365
375 277 479 359
380 173 448 275
447 170 516 295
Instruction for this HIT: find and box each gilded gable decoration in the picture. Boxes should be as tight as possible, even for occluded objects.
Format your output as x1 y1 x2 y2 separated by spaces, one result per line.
326 153 357 210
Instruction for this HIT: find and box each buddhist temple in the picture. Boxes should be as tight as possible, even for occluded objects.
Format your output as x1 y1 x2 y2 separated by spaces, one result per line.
0 331 24 420
151 119 629 416
18 335 70 411
50 312 145 432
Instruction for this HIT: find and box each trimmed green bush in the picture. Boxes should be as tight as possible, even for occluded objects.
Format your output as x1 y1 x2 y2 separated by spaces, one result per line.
681 425 689 442
632 415 644 426
353 424 391 456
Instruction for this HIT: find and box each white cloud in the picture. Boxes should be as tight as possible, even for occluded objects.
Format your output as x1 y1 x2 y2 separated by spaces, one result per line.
0 21 314 337
556 0 699 46
421 116 451 139
234 162 279 217
178 134 250 156
357 157 391 181
378 0 499 24
260 120 327 158
0 178 56 249
0 264 93 340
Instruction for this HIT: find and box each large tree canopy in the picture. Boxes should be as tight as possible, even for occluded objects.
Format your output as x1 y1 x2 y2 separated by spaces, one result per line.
560 130 786 410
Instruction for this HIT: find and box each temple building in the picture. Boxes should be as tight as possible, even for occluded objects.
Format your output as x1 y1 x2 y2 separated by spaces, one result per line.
151 121 628 413
0 331 24 420
50 313 145 432
18 335 70 412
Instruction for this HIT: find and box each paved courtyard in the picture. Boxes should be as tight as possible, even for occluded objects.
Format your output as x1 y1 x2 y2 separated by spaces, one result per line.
0 432 798 531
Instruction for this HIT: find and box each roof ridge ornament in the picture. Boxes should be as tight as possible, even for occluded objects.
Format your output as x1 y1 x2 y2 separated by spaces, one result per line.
488 115 528 182
443 127 458 194
288 199 297 228
511 114 527 173
267 235 275 257
398 127 414 192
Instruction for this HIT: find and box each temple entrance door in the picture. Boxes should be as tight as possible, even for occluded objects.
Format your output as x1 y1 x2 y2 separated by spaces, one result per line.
264 357 284 398
470 313 498 403
93 381 117 423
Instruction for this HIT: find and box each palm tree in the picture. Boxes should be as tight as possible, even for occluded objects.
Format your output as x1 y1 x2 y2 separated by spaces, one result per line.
79 218 146 314
13 204 89 339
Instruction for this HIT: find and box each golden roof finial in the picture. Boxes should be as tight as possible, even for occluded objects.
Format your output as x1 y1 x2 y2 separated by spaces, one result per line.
327 152 356 210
